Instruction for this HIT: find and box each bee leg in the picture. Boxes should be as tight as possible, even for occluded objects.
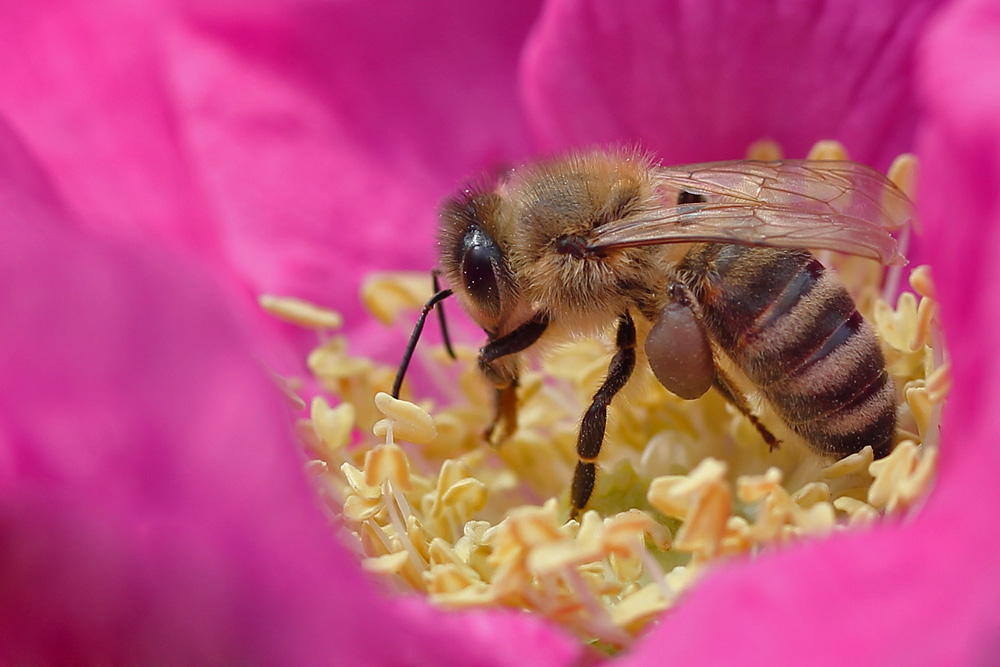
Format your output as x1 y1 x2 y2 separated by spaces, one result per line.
571 312 637 519
713 368 780 451
478 313 549 444
486 380 518 445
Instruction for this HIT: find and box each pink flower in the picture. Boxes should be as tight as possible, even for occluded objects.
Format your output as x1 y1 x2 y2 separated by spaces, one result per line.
1 0 998 664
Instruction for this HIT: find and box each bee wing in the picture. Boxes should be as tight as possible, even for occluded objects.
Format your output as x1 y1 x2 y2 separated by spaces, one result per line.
586 160 915 265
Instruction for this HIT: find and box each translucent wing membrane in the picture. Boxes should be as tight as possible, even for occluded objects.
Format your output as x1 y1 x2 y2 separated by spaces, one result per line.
586 161 915 265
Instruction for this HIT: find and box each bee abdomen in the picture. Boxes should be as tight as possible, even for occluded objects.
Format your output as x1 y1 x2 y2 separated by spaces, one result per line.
762 312 895 458
692 245 895 458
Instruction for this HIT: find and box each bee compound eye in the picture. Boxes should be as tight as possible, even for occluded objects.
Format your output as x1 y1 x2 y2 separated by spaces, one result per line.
461 226 503 315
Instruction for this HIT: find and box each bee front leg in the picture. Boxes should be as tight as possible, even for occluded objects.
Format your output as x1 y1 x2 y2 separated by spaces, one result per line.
478 313 549 444
571 312 637 519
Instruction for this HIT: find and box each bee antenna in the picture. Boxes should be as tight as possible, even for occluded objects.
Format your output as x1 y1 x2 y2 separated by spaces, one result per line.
432 270 457 361
391 286 454 399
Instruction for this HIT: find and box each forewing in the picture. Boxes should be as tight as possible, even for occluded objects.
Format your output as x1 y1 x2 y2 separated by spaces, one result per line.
586 160 915 265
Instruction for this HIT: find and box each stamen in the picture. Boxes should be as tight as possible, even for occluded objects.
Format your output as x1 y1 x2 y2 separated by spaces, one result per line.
259 294 344 330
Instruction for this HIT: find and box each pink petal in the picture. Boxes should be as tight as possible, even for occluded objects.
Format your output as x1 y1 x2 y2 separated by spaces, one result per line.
0 0 221 257
0 1 542 362
0 120 580 665
522 0 946 167
166 0 541 340
619 1 1000 663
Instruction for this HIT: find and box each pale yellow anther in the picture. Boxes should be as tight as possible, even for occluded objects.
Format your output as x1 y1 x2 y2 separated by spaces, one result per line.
737 467 783 503
912 297 937 351
673 482 732 557
873 292 919 352
848 504 880 525
888 153 919 201
363 443 413 491
895 446 937 508
307 337 372 379
807 140 849 161
356 522 388 558
909 265 937 300
791 482 831 507
611 584 671 631
428 581 495 608
665 563 699 595
604 509 671 553
833 496 874 516
869 440 918 509
341 462 381 498
648 458 729 517
488 558 529 603
823 446 874 478
428 537 466 567
373 392 437 444
440 478 489 517
310 397 355 453
342 495 384 522
575 510 606 551
502 501 562 548
745 139 783 161
361 272 433 325
609 551 644 583
748 487 795 543
463 520 494 545
646 476 691 519
720 516 752 555
906 386 933 439
578 570 622 599
406 516 432 563
528 534 603 575
362 551 410 574
259 294 344 330
425 563 481 595
437 459 475 491
793 501 835 534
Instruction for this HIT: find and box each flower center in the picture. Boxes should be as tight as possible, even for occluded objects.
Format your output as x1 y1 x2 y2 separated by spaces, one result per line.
262 140 947 651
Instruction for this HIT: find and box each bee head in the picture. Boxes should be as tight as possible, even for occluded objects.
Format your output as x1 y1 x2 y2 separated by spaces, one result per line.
438 188 519 336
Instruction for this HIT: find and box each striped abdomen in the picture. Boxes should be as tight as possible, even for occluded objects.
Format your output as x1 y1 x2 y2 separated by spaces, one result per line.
681 244 895 458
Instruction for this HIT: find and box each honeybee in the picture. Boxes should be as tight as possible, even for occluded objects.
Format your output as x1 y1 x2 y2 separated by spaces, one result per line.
394 149 914 518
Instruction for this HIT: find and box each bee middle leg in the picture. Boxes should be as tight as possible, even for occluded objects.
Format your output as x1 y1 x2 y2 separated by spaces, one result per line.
713 367 780 451
570 312 637 519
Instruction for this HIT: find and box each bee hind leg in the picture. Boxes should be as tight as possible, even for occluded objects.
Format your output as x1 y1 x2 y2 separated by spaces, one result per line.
570 312 637 519
713 368 780 452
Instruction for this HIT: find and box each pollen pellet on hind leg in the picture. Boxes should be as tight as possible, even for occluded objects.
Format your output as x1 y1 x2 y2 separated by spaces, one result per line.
644 288 714 400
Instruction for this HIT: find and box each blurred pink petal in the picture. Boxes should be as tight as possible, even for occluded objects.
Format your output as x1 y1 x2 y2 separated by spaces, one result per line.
0 0 540 336
0 0 221 256
0 120 580 664
522 0 944 167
